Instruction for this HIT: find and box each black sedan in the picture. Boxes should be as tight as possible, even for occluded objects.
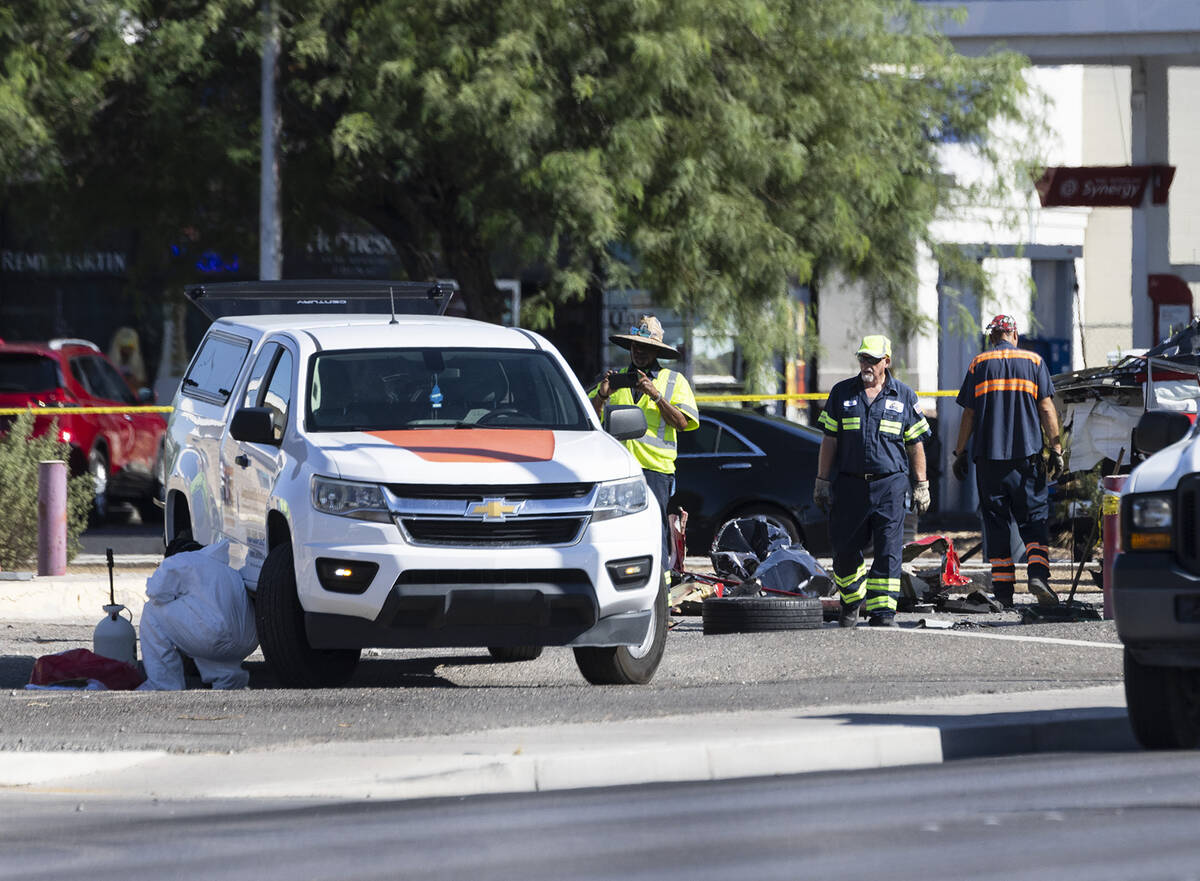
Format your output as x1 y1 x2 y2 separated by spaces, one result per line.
670 406 829 556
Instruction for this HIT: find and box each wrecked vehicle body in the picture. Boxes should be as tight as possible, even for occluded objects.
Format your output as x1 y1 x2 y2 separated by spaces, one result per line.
1053 321 1200 553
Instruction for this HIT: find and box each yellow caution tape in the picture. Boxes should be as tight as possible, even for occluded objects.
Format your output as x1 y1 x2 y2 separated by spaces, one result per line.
695 390 959 403
0 406 175 416
1101 493 1122 516
2 391 961 414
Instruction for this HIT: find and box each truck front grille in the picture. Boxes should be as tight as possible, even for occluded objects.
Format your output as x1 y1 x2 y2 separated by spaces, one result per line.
399 517 586 547
387 482 593 500
1179 477 1200 573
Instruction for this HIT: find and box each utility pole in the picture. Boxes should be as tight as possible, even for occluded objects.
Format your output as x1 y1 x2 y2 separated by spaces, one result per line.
259 0 282 280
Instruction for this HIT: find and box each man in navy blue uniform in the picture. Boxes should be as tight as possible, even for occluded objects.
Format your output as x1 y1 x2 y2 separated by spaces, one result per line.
951 315 1065 608
814 335 931 628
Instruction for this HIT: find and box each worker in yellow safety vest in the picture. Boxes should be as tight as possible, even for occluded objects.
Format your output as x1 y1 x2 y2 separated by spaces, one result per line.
590 314 700 570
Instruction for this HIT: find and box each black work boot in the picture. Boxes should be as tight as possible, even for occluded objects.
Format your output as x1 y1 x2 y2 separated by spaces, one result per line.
993 590 1015 610
1029 576 1060 606
868 614 898 628
838 602 861 629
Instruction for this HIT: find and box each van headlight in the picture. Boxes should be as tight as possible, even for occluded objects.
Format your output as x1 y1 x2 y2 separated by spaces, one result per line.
1125 493 1173 551
591 476 649 521
311 476 391 523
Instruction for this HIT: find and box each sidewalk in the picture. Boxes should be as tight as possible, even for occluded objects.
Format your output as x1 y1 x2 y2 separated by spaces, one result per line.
0 685 1133 799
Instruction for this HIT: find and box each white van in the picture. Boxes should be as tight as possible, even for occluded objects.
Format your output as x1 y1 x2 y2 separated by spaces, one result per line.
1113 408 1200 748
162 281 664 687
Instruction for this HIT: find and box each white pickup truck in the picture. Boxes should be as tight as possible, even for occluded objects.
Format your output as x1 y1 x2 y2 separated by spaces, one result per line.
1113 408 1200 748
161 281 665 687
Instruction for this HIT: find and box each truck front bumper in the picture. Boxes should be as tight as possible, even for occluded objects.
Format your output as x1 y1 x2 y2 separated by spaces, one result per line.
1113 552 1200 667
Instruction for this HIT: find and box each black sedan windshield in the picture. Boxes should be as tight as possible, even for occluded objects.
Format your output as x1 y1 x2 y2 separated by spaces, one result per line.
307 348 590 431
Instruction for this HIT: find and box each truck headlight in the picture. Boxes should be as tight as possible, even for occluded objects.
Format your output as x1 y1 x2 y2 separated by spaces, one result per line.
311 476 391 523
591 476 649 521
1126 493 1173 551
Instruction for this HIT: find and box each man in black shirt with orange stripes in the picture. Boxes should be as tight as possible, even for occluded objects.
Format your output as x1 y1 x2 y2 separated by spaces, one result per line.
952 315 1065 608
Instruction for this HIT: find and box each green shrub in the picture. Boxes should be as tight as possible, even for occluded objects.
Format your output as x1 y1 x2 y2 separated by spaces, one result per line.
0 410 93 571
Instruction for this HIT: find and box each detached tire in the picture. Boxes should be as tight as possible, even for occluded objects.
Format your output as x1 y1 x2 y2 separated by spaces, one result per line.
1124 648 1200 750
702 596 823 634
488 645 544 662
574 582 667 685
256 543 360 688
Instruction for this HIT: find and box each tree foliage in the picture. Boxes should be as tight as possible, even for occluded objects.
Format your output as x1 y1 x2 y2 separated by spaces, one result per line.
0 0 125 187
274 0 1034 367
6 0 1037 372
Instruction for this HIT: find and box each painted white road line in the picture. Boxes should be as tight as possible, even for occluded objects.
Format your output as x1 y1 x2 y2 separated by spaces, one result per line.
887 628 1122 650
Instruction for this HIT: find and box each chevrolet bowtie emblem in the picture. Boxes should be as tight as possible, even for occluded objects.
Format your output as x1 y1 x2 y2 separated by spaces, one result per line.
468 498 524 521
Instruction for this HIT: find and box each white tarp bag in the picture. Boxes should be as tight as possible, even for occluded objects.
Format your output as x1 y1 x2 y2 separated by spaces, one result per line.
137 539 258 690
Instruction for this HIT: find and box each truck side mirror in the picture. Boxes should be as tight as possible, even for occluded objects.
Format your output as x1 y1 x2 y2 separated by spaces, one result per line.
1133 409 1193 456
604 404 648 441
230 407 279 446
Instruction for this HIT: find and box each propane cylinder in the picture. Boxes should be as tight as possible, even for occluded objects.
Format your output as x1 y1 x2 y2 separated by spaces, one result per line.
93 604 137 665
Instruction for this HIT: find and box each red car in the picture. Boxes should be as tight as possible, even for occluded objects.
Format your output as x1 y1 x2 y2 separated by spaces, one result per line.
0 338 167 521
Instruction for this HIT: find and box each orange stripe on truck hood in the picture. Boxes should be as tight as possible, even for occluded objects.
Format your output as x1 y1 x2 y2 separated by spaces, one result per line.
366 429 556 463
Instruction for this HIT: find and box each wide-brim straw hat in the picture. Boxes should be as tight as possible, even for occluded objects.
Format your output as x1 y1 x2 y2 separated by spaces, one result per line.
609 314 681 359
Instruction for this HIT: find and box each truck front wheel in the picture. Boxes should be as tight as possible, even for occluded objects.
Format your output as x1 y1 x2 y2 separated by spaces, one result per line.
573 581 667 685
1124 648 1200 749
257 543 360 688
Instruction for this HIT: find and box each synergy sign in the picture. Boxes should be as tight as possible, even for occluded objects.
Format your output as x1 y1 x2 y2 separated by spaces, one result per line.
1035 165 1176 207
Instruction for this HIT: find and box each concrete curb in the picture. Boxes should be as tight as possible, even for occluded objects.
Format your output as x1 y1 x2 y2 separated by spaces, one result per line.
0 686 1134 800
0 574 149 622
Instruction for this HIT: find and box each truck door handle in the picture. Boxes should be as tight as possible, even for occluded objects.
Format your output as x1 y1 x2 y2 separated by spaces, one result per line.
719 462 752 470
235 454 250 468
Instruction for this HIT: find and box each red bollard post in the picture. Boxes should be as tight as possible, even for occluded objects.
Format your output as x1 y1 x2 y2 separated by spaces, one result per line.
1101 475 1127 620
37 460 67 577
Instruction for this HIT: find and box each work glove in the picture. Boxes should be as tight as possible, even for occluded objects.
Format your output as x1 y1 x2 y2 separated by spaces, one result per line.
912 480 931 515
1047 448 1066 482
952 449 969 482
813 477 832 514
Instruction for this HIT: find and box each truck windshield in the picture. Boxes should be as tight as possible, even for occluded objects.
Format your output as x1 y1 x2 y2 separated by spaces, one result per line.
307 348 591 431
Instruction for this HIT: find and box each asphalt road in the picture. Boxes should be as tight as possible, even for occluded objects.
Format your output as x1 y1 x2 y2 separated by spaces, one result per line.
0 616 1122 752
77 513 165 557
1 751 1196 881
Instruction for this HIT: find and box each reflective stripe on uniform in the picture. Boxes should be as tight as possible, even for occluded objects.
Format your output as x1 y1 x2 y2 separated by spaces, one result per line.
879 419 901 436
974 378 1039 398
637 434 677 451
841 417 861 431
989 555 1016 582
841 583 867 604
836 562 868 603
819 411 839 432
969 349 1044 368
834 561 868 588
904 418 930 441
864 594 898 612
656 372 680 443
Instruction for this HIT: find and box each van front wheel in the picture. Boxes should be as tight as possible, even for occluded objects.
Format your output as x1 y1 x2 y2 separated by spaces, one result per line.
1124 648 1200 749
573 582 667 685
257 543 360 688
